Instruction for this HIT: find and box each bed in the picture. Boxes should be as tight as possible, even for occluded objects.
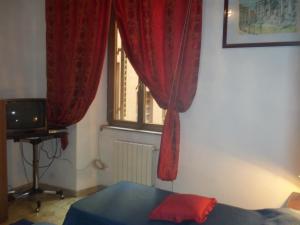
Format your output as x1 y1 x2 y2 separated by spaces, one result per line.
63 182 300 225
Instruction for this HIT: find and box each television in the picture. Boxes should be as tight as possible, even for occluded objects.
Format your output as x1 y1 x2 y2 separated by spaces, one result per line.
5 98 47 136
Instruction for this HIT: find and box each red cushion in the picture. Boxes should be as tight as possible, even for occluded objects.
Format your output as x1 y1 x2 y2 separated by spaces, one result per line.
149 193 217 224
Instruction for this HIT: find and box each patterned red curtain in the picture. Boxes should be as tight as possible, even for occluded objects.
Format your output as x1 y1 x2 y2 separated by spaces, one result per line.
46 0 112 148
114 0 203 180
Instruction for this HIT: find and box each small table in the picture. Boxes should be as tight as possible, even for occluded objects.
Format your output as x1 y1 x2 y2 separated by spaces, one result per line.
9 131 67 212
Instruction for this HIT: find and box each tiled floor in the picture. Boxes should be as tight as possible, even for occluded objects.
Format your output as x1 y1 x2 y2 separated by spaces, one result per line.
0 194 82 225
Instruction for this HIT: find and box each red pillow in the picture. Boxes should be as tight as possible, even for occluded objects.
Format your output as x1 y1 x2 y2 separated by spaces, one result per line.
149 193 217 224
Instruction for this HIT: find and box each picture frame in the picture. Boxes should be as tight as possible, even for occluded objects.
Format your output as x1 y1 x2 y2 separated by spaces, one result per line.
223 0 300 48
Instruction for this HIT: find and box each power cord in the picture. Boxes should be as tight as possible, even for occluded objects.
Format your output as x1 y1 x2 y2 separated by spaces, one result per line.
38 139 59 179
39 138 73 179
76 126 107 171
19 139 71 181
20 142 30 183
39 139 64 160
20 142 55 169
92 126 107 170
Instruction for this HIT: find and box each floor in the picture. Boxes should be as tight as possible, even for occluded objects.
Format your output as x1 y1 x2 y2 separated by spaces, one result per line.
0 194 82 225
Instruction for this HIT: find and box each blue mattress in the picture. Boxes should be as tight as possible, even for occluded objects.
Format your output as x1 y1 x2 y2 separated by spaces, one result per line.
63 182 300 225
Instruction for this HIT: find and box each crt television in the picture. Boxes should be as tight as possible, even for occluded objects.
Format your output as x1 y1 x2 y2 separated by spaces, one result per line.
5 98 47 135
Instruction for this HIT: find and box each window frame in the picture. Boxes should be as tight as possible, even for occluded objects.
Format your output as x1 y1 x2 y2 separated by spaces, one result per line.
107 16 163 132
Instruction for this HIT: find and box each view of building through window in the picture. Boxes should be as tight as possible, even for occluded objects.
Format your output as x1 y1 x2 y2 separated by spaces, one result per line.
144 87 165 125
112 29 165 127
114 31 138 122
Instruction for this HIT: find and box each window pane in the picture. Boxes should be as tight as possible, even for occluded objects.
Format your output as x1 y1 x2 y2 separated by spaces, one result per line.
144 87 166 125
113 31 138 122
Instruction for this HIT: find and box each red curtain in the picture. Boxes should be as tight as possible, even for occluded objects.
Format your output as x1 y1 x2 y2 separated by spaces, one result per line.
114 0 203 180
46 0 112 148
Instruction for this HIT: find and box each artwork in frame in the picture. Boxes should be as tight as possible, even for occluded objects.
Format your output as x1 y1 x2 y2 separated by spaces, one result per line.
223 0 300 48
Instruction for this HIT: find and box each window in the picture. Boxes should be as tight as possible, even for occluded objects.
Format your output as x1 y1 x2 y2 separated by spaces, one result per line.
107 20 165 131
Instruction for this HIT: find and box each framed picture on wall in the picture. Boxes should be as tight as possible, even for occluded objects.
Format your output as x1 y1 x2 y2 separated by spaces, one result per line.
223 0 300 48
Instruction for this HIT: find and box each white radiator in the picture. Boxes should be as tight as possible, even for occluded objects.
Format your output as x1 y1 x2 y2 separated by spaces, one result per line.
113 140 156 186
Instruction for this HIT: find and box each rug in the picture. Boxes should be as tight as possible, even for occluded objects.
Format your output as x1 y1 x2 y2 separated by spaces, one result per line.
10 219 33 225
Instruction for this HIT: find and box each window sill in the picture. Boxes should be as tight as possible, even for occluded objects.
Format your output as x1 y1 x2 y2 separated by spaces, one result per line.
100 125 162 135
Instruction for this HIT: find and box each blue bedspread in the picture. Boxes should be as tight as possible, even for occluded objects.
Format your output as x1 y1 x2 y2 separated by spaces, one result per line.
63 182 300 225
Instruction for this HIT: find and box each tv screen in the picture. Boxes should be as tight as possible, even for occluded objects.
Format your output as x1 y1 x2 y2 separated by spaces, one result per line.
6 99 47 133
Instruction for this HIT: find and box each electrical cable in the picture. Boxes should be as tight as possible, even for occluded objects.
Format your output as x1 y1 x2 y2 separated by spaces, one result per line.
50 138 73 166
38 155 56 180
39 138 73 179
20 142 54 169
19 138 69 182
39 139 61 160
20 143 30 183
39 142 53 159
76 126 107 171
94 126 107 170
38 138 59 179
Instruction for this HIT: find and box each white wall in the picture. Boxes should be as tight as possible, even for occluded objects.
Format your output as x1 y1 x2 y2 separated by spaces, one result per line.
0 0 77 191
0 0 47 188
0 0 46 99
74 56 108 191
174 0 300 208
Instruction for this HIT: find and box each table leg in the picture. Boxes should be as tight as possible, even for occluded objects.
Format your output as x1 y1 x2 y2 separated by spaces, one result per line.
32 143 39 190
